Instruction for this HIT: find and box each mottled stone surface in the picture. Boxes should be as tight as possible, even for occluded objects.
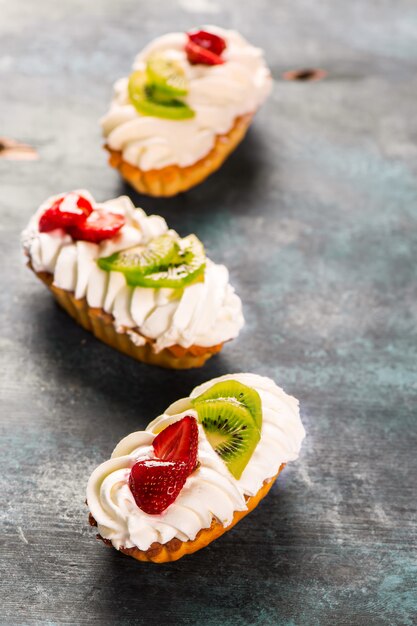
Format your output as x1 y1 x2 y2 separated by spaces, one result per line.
1 1 416 625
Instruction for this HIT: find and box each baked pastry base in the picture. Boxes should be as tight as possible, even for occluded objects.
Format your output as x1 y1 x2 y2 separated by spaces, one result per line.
31 266 223 369
89 464 285 563
105 113 254 197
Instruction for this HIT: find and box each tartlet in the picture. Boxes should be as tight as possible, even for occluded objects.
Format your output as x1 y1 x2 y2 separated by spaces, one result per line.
101 26 272 196
22 191 244 369
87 373 305 562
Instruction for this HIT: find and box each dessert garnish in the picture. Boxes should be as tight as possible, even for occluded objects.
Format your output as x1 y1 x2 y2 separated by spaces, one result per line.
129 416 198 514
185 30 226 66
128 55 195 120
38 192 125 242
67 210 125 243
191 380 263 479
153 415 198 473
146 55 188 99
98 233 206 288
39 192 93 232
129 460 189 515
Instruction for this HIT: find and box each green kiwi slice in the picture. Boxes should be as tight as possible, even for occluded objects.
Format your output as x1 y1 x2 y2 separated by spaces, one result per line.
133 234 206 288
195 400 261 479
134 96 195 120
97 234 206 289
146 54 188 98
98 233 177 279
192 380 263 430
128 70 195 120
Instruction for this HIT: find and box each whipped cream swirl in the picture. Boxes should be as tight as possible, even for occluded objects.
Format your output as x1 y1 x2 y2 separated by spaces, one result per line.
87 374 305 551
22 193 244 351
101 26 272 171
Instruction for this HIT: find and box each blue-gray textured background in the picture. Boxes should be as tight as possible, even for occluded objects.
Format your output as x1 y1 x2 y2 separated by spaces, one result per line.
1 1 416 625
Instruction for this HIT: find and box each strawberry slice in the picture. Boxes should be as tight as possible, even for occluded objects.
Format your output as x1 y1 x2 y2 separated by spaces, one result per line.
129 459 188 514
188 30 226 56
129 416 199 514
67 210 125 243
153 415 198 474
185 40 224 66
39 192 93 232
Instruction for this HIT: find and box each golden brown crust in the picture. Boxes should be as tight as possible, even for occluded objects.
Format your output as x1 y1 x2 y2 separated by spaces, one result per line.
31 266 223 369
89 464 285 563
105 113 254 197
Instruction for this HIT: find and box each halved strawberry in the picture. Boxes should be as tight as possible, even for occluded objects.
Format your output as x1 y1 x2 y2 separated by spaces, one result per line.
67 210 125 243
185 40 224 66
129 459 188 514
188 30 226 56
153 415 198 474
39 192 93 232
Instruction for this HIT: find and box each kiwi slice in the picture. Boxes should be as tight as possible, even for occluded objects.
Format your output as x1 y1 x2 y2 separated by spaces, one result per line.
97 234 206 289
128 70 195 120
192 380 263 430
195 400 260 479
134 96 195 120
146 54 188 98
98 233 177 279
132 234 206 288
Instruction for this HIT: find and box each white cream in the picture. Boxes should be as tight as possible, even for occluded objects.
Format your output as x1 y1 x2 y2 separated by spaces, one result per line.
101 26 272 171
22 192 244 351
87 374 305 551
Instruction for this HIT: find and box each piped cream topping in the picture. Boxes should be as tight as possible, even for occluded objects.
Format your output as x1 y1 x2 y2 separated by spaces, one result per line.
21 193 244 351
101 26 272 171
87 374 305 551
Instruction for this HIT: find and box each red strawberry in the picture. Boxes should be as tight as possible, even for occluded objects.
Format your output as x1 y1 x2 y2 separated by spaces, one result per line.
67 210 125 243
39 192 93 232
185 40 224 66
153 415 198 474
129 459 188 515
188 30 226 56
